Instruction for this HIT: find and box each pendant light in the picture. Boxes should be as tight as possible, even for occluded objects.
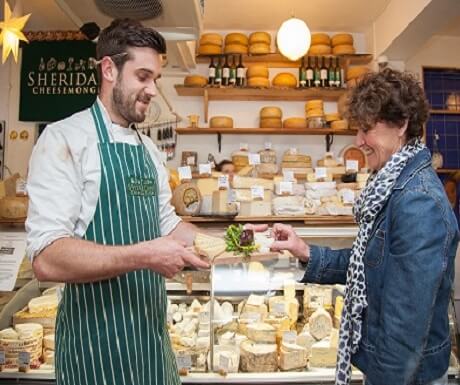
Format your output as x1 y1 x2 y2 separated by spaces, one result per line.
276 17 311 61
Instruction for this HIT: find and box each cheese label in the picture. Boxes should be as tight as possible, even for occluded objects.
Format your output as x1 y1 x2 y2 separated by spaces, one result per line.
283 331 297 344
273 302 287 314
240 142 249 151
346 160 359 172
199 311 210 323
315 167 327 180
0 351 5 365
289 148 297 155
176 353 192 370
198 163 212 175
18 351 30 366
248 153 261 165
282 170 295 182
178 166 192 181
251 186 264 200
219 354 230 370
186 156 196 166
126 176 155 196
342 189 355 204
264 142 272 150
245 312 261 321
218 175 229 190
279 181 293 195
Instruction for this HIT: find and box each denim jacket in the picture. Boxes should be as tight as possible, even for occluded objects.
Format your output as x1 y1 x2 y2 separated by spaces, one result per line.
302 148 459 385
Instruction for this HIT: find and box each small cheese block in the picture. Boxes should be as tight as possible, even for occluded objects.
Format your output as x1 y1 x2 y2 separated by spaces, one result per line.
332 44 356 55
196 178 218 196
283 117 307 129
279 342 308 371
212 190 237 215
247 322 276 343
272 73 297 88
43 349 55 365
240 341 278 372
210 116 233 128
309 307 333 341
199 33 223 46
225 32 249 46
249 31 271 45
194 232 227 260
308 44 332 55
268 296 299 327
184 75 207 87
190 299 202 313
296 331 316 356
225 43 249 54
310 338 337 368
311 33 331 46
249 43 271 55
264 314 290 340
238 300 268 320
331 119 349 130
238 201 272 217
198 44 222 55
325 113 341 122
259 118 282 128
331 33 354 47
247 65 269 79
43 334 55 350
260 106 282 119
232 176 274 190
28 295 58 314
247 77 270 88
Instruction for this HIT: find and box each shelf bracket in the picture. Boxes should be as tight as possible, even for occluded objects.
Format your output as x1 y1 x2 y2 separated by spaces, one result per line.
325 134 334 152
204 88 209 123
217 133 222 153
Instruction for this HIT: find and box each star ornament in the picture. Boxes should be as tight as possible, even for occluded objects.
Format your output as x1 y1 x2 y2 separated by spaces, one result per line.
0 1 31 63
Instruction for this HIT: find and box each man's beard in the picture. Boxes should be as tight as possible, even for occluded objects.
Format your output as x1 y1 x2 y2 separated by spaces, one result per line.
112 78 149 124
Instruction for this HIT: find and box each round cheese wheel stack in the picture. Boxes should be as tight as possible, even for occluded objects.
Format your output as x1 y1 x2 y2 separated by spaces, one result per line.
331 119 349 130
305 99 324 118
232 150 250 172
198 44 222 55
308 44 332 55
331 33 354 47
184 75 208 87
248 77 270 88
200 33 223 46
260 106 282 128
225 33 249 55
332 44 356 55
272 72 297 88
171 183 202 215
249 43 271 55
209 116 234 128
311 33 331 46
247 65 269 79
225 43 249 55
283 117 307 129
249 32 271 55
325 113 341 122
260 118 282 128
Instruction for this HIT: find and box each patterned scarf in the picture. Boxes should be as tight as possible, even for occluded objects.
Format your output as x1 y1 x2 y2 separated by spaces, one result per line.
335 138 425 385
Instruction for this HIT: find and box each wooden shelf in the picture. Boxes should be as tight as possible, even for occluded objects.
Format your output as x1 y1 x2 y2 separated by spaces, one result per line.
430 109 460 115
181 215 356 225
195 53 373 68
436 168 460 174
176 127 356 136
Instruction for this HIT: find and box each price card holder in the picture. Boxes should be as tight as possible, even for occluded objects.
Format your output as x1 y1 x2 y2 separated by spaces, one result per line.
219 354 230 371
315 167 327 180
273 302 287 315
279 181 293 195
199 311 210 323
198 163 212 175
289 148 297 155
282 170 295 182
18 351 30 373
282 331 297 345
251 186 264 200
176 353 192 370
264 142 272 150
0 351 5 366
239 143 249 151
342 189 355 204
178 166 192 181
346 160 359 172
218 175 229 190
248 153 261 165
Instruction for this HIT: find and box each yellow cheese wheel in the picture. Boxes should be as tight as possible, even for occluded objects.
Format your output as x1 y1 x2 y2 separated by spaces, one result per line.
199 33 223 47
347 66 369 80
308 44 332 55
249 43 271 55
306 109 324 118
249 32 271 45
171 183 202 216
260 106 282 119
198 44 222 55
224 43 249 54
331 119 349 130
247 77 270 88
247 65 269 78
311 33 331 46
305 99 324 111
331 33 354 47
325 113 341 122
209 116 234 128
283 117 307 129
272 73 297 88
184 75 208 87
225 33 249 46
332 44 356 55
260 118 282 128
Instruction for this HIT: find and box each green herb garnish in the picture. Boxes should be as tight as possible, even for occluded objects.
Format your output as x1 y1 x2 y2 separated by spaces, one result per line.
224 224 259 257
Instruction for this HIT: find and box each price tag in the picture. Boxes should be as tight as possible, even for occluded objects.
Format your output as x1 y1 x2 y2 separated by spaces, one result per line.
283 331 297 345
0 351 5 365
315 167 327 180
273 302 287 314
186 156 196 166
176 353 192 370
245 312 261 322
248 153 261 165
282 170 295 182
199 311 210 323
264 142 272 150
346 160 359 172
251 186 264 200
279 181 293 195
342 189 355 204
219 354 230 370
199 163 212 175
240 142 249 151
289 148 298 155
18 351 30 366
218 175 229 190
178 166 192 181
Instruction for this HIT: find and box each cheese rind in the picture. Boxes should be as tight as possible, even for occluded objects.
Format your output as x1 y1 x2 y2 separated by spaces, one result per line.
240 340 278 372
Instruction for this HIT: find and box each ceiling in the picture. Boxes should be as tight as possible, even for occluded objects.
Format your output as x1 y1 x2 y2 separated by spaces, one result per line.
438 15 460 36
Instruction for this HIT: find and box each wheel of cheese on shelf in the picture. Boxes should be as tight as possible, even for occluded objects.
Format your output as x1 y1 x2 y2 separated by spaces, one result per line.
198 44 222 55
260 118 282 128
225 32 249 46
331 33 354 47
332 44 356 55
224 43 249 54
325 113 341 122
306 109 324 118
260 106 282 119
272 72 297 88
340 144 368 170
249 31 271 45
199 33 223 47
331 119 349 130
311 33 331 46
247 76 270 88
249 43 271 55
247 64 269 78
184 75 208 87
171 183 202 216
305 99 324 111
308 44 332 55
283 117 307 129
0 196 28 219
209 116 234 128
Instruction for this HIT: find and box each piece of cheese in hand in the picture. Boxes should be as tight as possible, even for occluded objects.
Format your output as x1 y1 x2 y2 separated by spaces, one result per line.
194 233 227 260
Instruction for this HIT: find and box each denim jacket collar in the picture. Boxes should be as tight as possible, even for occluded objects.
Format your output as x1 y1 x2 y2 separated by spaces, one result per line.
393 148 432 190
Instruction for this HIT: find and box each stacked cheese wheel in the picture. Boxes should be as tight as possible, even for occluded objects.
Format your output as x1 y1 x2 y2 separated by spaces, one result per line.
308 33 332 56
198 33 223 55
259 106 282 128
249 32 271 55
209 116 234 128
224 32 249 55
331 33 355 55
0 324 43 369
308 33 356 56
281 149 312 169
184 74 208 87
305 99 324 119
272 72 297 88
346 66 370 87
247 64 270 88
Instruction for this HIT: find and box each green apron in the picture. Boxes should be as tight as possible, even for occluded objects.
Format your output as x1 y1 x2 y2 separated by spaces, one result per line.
55 102 180 385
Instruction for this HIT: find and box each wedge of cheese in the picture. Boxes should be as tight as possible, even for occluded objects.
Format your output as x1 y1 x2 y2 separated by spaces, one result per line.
310 338 337 368
240 340 278 372
246 322 276 343
309 307 333 341
279 341 308 371
194 233 227 260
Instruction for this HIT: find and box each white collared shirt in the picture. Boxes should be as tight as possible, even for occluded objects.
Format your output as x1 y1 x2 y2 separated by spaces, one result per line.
26 98 181 260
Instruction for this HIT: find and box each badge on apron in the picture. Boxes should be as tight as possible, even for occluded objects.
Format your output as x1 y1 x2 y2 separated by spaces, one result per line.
126 176 156 196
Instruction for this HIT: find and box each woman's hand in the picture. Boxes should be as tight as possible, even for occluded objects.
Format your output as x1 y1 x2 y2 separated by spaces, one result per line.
270 223 310 263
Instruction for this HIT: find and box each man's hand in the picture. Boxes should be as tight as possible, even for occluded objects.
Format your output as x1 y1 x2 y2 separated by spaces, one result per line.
244 223 269 232
270 223 310 263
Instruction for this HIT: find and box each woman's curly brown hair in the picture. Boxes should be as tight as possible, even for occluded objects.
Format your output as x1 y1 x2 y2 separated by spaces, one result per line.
347 68 429 140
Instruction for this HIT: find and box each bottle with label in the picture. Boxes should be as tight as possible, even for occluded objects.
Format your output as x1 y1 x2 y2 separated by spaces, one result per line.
306 56 314 87
208 56 216 85
236 54 246 87
299 56 306 88
222 55 230 86
229 55 237 86
313 56 321 88
320 57 328 88
328 57 335 87
215 55 223 86
335 57 342 88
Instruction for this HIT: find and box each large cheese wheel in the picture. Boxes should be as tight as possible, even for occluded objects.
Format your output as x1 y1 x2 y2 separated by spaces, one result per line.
331 119 349 130
332 44 356 55
283 117 307 129
347 66 369 80
272 73 297 88
199 33 223 47
224 43 249 54
247 65 269 78
248 77 270 88
249 32 271 45
225 33 249 46
260 106 282 119
305 99 324 111
306 109 324 118
184 75 207 87
171 183 202 216
340 145 368 170
209 116 234 128
331 33 354 47
308 44 332 55
0 196 28 219
325 113 341 122
311 33 331 46
249 43 271 55
260 118 282 128
198 44 222 55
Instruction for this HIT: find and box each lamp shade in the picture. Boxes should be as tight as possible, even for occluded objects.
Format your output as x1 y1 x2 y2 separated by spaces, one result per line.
276 18 311 61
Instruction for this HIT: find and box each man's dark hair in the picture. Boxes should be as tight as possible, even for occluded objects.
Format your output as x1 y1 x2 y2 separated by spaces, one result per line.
215 160 233 172
96 18 166 81
347 68 429 141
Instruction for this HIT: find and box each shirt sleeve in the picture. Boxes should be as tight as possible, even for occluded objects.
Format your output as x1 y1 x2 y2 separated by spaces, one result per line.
25 124 82 260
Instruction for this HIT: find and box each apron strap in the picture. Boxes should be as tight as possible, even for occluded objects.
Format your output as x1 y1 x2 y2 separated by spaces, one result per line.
91 102 111 144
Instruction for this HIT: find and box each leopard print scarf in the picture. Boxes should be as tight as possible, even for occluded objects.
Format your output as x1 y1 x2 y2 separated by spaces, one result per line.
335 138 425 385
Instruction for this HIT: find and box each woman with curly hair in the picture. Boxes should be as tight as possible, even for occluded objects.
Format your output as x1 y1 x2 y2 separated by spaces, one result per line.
270 68 459 385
